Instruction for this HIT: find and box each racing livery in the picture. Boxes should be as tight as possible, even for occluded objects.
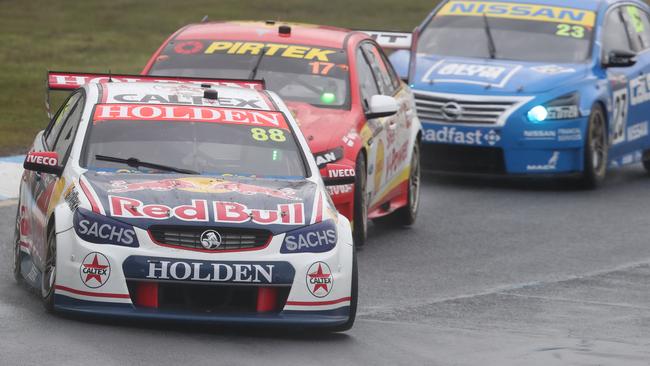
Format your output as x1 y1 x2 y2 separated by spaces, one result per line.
390 0 650 187
142 21 422 246
13 75 357 331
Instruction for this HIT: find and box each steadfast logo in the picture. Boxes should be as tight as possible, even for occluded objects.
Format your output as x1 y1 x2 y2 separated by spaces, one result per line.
423 126 501 146
438 1 596 27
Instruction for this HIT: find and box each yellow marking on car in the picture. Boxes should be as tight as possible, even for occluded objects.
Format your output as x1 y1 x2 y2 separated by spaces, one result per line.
438 1 596 27
204 41 336 61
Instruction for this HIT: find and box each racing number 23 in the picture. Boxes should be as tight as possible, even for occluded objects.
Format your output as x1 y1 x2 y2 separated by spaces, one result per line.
251 128 286 142
612 88 629 145
556 24 585 39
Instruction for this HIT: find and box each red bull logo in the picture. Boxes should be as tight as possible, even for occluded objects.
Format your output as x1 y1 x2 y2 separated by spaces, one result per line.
108 178 300 201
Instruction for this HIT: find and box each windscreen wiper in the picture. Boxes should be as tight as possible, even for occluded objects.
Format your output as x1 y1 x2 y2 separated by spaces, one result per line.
95 155 199 175
482 13 497 59
249 47 268 80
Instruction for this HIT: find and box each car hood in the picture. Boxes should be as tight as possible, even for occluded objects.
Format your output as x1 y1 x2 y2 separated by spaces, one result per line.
81 172 322 234
411 55 590 95
286 101 355 155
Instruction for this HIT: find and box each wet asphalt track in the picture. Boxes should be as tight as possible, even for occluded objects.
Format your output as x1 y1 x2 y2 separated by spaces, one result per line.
2 167 650 365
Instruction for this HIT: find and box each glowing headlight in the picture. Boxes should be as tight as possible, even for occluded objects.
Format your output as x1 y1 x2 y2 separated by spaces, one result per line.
527 93 580 122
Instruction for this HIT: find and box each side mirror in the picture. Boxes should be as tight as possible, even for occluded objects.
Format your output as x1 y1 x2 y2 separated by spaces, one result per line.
366 95 399 119
603 50 637 68
24 151 63 176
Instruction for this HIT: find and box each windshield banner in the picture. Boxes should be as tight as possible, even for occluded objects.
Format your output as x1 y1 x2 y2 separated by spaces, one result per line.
93 104 289 129
48 71 265 91
438 1 596 27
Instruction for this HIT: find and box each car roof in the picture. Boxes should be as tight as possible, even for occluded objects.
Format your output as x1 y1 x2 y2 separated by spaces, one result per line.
95 82 275 111
174 21 359 49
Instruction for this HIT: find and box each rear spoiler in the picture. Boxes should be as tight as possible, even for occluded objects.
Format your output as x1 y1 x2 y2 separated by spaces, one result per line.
45 71 266 118
360 31 412 50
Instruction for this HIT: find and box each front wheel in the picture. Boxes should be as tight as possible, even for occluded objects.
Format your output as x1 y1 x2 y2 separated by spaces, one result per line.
580 105 608 189
643 150 650 174
352 154 368 247
41 225 57 312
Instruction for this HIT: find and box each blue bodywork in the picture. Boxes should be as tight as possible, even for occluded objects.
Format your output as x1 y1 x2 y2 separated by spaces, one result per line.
391 0 650 175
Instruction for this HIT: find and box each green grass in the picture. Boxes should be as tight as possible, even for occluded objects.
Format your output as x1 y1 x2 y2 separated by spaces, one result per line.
0 0 436 155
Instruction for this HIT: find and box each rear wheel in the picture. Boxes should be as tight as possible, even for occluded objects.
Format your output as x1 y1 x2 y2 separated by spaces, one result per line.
372 143 421 226
352 154 368 247
579 105 608 189
41 225 57 312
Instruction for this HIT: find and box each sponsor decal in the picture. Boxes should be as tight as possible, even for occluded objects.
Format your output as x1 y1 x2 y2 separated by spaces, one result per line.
558 128 582 141
527 151 560 171
422 59 522 88
314 147 344 168
424 126 501 146
328 167 355 179
374 140 385 189
627 121 649 142
306 262 333 298
524 129 582 142
386 141 409 175
189 41 337 62
64 184 80 212
108 177 299 200
122 256 295 284
93 104 288 129
281 220 337 254
200 230 222 250
523 130 556 141
74 208 138 247
109 196 305 225
25 152 58 167
48 71 263 90
438 1 596 27
547 105 579 120
530 65 576 75
327 184 354 196
364 31 412 49
631 73 650 106
112 93 265 109
80 252 111 288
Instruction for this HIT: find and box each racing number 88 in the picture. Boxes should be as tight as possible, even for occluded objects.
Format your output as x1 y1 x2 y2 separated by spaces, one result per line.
556 24 585 39
251 128 286 142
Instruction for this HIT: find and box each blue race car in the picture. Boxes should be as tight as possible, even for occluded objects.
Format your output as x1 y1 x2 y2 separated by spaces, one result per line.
389 0 650 187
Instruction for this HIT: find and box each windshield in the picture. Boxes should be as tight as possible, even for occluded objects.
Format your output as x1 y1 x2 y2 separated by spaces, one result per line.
149 40 350 109
82 104 307 178
418 1 596 63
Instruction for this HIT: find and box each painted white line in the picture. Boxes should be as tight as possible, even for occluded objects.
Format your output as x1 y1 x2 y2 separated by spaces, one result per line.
0 155 24 201
0 199 18 208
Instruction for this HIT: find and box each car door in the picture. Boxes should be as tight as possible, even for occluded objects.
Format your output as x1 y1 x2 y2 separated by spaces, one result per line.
617 5 650 156
360 42 410 196
355 46 389 204
603 5 648 158
27 91 84 269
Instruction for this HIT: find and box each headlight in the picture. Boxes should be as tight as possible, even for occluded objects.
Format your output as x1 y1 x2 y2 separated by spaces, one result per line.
74 208 139 247
280 219 337 254
527 92 580 122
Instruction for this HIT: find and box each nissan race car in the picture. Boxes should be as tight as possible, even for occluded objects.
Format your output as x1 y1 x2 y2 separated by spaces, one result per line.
390 0 650 187
13 74 357 331
142 21 422 246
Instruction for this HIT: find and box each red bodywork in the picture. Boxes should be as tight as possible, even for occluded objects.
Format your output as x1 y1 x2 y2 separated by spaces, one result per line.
142 21 404 223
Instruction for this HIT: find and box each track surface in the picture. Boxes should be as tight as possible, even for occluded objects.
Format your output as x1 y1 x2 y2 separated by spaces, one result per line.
2 167 650 365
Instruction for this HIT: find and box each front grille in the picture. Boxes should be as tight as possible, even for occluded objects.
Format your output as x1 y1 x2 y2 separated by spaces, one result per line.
422 143 506 175
149 226 271 251
414 91 520 125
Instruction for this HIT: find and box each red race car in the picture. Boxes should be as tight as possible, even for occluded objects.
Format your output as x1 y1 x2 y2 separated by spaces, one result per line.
143 21 422 246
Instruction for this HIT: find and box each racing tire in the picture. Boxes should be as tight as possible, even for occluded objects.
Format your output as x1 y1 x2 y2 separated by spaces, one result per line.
352 154 368 247
643 151 650 174
13 206 23 283
579 105 608 189
41 225 57 312
371 142 421 226
325 246 357 333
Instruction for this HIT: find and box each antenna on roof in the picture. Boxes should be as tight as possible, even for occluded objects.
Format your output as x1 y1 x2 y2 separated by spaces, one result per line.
201 15 209 23
108 69 113 83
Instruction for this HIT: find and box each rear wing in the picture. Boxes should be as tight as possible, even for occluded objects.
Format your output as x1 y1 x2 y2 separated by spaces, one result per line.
360 31 412 50
45 71 265 118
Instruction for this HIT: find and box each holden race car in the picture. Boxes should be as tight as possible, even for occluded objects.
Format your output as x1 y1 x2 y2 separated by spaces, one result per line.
388 0 650 187
142 21 422 246
13 72 357 331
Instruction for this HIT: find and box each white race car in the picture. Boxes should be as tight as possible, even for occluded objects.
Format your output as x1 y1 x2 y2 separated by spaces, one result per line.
13 72 356 331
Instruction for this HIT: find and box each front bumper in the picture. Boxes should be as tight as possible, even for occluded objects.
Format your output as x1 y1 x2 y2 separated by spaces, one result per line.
420 117 587 175
52 217 354 327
